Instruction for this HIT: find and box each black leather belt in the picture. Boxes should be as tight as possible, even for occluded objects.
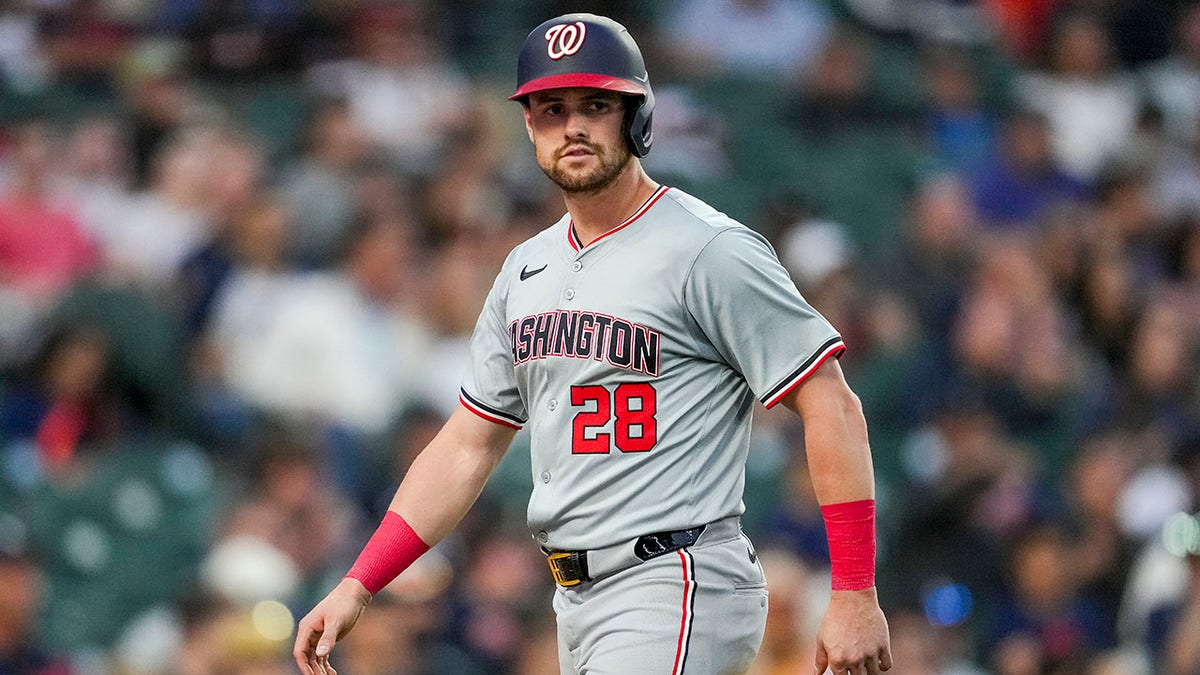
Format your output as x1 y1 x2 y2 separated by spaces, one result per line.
545 524 708 587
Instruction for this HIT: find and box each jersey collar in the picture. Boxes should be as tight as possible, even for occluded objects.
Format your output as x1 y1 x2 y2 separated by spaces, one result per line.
567 186 670 252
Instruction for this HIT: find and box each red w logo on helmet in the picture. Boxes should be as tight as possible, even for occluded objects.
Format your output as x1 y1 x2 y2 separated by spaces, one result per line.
545 22 586 60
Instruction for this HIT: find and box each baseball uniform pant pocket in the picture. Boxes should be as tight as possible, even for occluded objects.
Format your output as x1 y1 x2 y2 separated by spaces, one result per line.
554 537 768 674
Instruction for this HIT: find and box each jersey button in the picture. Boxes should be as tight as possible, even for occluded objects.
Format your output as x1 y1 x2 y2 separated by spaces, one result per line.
540 470 552 483
572 261 582 272
548 399 558 411
564 289 575 300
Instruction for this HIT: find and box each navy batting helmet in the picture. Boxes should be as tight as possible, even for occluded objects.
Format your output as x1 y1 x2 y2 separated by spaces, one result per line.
510 13 654 157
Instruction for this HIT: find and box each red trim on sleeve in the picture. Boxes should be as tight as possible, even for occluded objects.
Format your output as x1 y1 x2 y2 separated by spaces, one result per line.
763 342 846 409
459 395 523 430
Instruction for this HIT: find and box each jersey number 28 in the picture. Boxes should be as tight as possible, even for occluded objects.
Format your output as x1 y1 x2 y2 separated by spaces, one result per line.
570 383 657 454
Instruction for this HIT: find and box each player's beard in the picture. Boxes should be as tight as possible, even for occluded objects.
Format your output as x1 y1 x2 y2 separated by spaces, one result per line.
540 139 632 195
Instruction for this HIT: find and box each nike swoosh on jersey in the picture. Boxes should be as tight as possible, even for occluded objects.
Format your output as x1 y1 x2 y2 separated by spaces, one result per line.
520 264 547 281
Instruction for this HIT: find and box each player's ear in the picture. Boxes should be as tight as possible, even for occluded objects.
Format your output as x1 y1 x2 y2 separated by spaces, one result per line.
522 106 534 143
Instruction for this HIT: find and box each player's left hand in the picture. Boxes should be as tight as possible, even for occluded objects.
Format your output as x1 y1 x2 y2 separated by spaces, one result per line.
293 578 371 675
814 586 892 675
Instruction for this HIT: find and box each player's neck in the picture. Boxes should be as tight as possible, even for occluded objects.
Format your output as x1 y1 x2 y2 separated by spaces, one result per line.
563 162 659 247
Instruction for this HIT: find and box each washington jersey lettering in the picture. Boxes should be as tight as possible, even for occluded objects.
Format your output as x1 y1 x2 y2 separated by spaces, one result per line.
508 310 661 375
460 186 843 550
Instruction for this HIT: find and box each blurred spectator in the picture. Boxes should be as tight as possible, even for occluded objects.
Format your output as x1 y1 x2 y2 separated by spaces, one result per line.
40 0 133 97
208 215 434 438
55 115 132 242
205 125 267 228
1091 164 1166 283
948 236 1090 472
0 323 121 475
1149 114 1200 221
984 0 1069 64
176 190 288 352
512 615 561 675
986 523 1117 673
305 1 471 174
416 235 510 414
173 598 293 675
882 399 1021 611
177 0 309 80
660 0 833 81
0 120 96 300
454 531 550 673
1074 237 1140 373
0 548 69 674
1141 3 1200 146
0 3 50 94
884 608 987 675
1166 213 1200 289
884 175 977 351
759 447 831 568
921 46 998 173
1158 535 1200 674
968 108 1087 229
169 126 268 345
746 547 818 674
376 404 447 515
1109 295 1199 449
339 550 485 675
1066 434 1139 635
214 426 359 611
787 27 894 137
118 38 196 188
0 121 96 364
843 0 993 46
778 210 854 297
638 84 732 183
420 98 516 240
1016 12 1141 182
90 126 211 290
277 97 371 267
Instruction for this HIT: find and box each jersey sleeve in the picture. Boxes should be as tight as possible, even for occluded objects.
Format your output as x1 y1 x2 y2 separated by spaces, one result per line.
683 227 845 409
460 271 527 429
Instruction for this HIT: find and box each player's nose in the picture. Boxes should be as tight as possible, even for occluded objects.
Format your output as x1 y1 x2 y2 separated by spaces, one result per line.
563 111 589 139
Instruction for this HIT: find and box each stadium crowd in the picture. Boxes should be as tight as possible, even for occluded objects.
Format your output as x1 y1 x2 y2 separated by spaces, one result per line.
0 0 1198 673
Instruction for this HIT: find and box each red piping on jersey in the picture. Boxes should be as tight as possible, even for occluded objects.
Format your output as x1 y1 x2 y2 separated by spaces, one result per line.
568 186 669 251
763 341 847 409
459 395 523 430
671 549 694 675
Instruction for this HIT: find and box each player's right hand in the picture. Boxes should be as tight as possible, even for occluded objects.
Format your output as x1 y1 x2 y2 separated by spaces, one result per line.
293 578 372 675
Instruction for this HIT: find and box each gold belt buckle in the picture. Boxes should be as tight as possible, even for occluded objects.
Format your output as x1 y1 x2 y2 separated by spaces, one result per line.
547 552 583 587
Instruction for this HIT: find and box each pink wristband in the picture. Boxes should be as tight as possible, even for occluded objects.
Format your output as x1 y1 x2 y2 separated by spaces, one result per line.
345 511 430 595
821 499 876 591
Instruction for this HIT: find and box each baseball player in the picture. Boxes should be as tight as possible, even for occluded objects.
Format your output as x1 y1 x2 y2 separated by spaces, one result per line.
295 13 891 675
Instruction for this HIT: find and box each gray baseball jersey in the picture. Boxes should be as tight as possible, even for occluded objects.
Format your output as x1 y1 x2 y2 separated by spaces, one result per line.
460 186 843 551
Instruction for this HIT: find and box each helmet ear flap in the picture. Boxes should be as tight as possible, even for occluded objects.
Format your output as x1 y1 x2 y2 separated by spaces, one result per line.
626 91 654 158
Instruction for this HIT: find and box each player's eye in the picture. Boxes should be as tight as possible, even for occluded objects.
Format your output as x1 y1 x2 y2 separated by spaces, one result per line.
588 100 610 113
544 103 565 116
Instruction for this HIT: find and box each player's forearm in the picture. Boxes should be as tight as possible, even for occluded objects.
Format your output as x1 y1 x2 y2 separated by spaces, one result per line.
386 406 515 544
800 386 874 505
342 407 514 596
785 362 875 505
786 360 879 593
